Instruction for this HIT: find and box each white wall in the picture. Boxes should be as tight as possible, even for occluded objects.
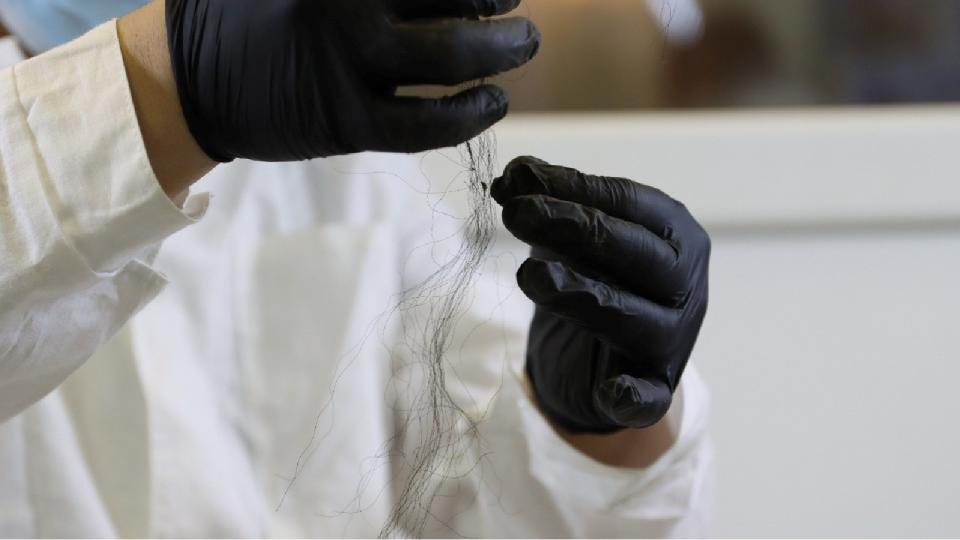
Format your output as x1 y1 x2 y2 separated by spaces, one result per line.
702 230 960 537
431 108 960 537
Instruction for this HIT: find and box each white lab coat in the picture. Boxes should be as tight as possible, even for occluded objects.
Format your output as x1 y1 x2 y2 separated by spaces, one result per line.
0 22 713 538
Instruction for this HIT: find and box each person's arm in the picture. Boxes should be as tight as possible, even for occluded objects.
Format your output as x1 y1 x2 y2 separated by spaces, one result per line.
0 20 205 422
484 368 712 538
419 369 713 538
381 159 709 537
0 0 536 423
116 0 538 195
447 157 712 535
117 0 214 202
491 156 710 435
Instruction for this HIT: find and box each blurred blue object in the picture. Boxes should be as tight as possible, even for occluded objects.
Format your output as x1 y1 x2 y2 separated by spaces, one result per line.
0 0 149 54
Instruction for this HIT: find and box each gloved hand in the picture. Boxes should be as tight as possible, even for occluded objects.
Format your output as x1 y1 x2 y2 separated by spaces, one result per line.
491 157 711 434
166 0 540 163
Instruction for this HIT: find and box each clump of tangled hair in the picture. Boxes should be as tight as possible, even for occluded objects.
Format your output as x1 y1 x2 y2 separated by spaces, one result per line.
380 130 500 538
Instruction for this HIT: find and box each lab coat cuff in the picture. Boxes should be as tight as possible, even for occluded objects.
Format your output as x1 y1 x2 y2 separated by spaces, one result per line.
514 365 711 519
9 21 207 275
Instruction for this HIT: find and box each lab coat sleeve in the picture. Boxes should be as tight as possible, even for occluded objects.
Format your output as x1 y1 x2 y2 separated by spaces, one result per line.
452 365 715 538
0 22 206 423
389 182 713 537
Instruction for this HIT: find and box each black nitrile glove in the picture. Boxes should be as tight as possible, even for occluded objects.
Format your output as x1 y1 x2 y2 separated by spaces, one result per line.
491 157 711 434
166 0 540 162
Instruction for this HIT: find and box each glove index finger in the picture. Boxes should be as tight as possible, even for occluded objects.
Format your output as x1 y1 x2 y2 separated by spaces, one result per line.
395 0 522 19
491 156 686 233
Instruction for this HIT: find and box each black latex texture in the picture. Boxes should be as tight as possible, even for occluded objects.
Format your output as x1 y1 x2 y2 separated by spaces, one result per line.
166 0 540 162
491 157 711 434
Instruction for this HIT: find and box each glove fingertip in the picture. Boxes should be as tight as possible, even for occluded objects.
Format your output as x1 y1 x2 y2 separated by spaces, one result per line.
483 84 510 118
499 156 551 199
456 84 509 138
595 375 672 429
429 84 508 149
489 175 509 205
517 257 562 300
517 256 549 284
522 19 542 61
